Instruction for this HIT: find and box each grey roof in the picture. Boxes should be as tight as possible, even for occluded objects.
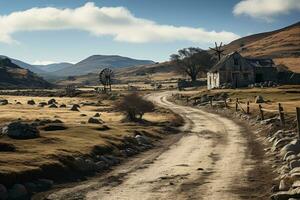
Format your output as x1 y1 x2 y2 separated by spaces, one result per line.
208 52 239 73
209 51 274 73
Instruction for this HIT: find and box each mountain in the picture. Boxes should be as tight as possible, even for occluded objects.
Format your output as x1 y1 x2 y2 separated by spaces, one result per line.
0 55 46 74
0 58 52 89
54 55 155 77
221 21 300 72
36 62 74 73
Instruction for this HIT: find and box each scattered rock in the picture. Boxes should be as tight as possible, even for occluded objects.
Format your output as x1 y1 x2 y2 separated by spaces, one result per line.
2 122 40 139
8 184 28 200
94 113 101 117
255 95 264 103
38 102 47 107
88 118 103 124
73 157 96 172
70 105 80 111
0 99 8 105
95 161 108 171
279 179 290 191
41 124 67 131
16 102 22 105
80 114 87 117
97 125 110 131
48 99 57 105
49 104 58 108
27 100 36 105
281 140 300 156
135 135 151 145
271 187 300 200
290 160 300 169
59 104 66 108
284 151 295 161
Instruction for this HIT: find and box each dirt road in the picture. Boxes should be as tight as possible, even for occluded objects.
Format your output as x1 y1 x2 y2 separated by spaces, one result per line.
44 91 254 200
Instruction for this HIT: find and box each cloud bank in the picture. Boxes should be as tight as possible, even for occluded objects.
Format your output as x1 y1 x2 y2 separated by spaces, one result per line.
233 0 300 21
0 2 239 44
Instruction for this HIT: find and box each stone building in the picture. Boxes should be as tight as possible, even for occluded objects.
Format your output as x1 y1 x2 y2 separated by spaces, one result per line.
206 52 298 89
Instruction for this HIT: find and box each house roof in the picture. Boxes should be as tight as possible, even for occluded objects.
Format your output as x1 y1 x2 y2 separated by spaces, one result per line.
208 51 275 73
208 51 239 73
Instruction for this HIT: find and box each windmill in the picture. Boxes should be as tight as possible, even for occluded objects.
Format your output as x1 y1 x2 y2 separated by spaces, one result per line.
99 68 114 92
210 42 225 61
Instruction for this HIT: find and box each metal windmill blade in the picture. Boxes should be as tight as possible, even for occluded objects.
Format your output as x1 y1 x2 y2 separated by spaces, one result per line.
99 68 114 92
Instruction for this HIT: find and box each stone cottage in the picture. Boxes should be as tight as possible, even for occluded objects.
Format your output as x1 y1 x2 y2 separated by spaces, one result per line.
207 52 287 89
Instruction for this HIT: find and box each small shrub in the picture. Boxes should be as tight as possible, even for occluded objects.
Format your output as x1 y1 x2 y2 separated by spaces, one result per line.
115 93 155 121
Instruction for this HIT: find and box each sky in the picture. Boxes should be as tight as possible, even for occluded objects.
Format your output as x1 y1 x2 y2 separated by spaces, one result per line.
0 0 299 65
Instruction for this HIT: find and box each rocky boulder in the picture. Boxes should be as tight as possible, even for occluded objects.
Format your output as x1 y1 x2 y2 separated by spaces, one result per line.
49 104 58 108
2 122 40 139
94 113 101 117
70 105 80 111
281 140 300 156
0 99 8 105
38 102 47 107
48 98 57 105
27 100 36 105
88 118 103 124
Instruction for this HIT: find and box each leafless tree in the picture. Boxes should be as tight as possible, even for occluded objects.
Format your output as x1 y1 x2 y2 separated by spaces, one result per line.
170 47 215 82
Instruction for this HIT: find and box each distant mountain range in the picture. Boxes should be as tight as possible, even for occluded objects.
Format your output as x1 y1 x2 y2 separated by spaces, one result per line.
0 55 155 78
0 58 51 89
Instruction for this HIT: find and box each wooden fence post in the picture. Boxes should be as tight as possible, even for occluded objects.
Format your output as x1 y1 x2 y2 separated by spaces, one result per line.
296 107 300 139
224 98 228 108
209 97 213 107
278 103 285 127
259 104 264 120
235 98 239 111
247 101 250 114
186 97 189 103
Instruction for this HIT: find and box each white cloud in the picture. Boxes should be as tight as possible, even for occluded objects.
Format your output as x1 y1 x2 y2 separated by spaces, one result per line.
233 0 300 21
32 60 56 65
0 2 239 44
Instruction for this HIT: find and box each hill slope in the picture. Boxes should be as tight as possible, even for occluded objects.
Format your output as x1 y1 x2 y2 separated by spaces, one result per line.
54 55 155 77
222 21 300 72
0 58 52 89
0 55 46 74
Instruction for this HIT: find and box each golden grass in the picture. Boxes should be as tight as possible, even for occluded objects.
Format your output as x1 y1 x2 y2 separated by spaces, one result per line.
187 85 300 116
0 95 175 179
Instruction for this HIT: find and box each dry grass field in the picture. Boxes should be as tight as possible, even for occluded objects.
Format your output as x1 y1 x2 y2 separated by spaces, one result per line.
181 85 300 117
0 95 180 185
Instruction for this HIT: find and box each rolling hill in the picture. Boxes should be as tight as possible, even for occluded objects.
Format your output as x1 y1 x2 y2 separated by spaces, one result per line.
0 58 52 89
221 21 300 72
53 55 155 77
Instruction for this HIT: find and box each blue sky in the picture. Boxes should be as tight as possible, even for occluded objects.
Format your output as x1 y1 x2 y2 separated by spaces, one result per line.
0 0 299 64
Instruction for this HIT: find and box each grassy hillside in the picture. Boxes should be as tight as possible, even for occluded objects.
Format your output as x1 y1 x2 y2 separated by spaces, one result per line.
222 21 300 72
0 58 52 89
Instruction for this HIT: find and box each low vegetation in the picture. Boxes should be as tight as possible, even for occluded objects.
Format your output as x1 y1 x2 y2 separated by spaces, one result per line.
115 93 155 121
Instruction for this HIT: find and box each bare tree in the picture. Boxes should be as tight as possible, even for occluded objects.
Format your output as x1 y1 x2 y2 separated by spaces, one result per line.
170 47 215 82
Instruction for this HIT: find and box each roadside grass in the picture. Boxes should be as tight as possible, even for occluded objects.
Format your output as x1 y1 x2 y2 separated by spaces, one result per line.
185 85 300 117
0 95 179 185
